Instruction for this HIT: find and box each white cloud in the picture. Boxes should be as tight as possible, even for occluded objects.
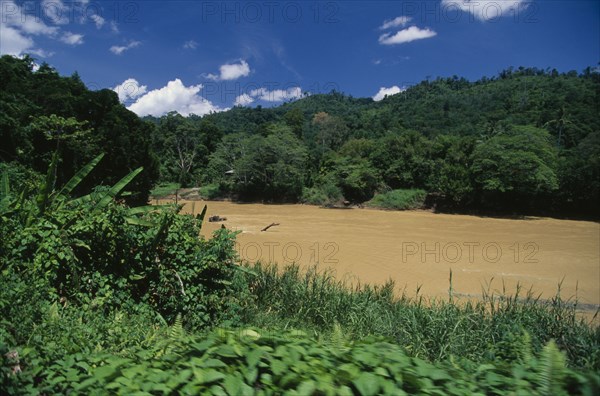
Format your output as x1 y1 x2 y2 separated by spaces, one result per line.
0 25 35 56
234 94 255 106
250 87 303 102
9 13 58 36
112 78 148 102
61 32 84 45
206 60 250 81
109 21 119 33
127 79 224 117
90 14 105 29
373 86 404 101
0 0 87 56
110 41 141 55
441 0 528 21
379 26 437 45
28 48 55 58
183 40 198 49
380 16 412 30
0 0 57 57
233 87 303 107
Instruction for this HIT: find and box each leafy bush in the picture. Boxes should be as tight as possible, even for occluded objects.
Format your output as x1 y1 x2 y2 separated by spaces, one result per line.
3 328 599 395
0 162 43 196
0 155 245 331
301 179 343 207
366 188 427 210
200 183 223 200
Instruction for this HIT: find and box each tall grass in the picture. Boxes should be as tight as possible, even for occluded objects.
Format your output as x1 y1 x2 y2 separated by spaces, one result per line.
236 262 600 370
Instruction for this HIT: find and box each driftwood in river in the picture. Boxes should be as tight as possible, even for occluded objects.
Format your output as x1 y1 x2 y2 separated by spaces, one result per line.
261 223 280 232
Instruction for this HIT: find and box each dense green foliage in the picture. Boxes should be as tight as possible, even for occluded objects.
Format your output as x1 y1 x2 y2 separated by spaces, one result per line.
0 55 159 204
143 67 599 216
4 327 598 395
367 189 427 210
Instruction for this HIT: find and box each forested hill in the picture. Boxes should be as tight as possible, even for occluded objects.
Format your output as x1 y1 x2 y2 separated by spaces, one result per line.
1 54 598 215
151 66 599 216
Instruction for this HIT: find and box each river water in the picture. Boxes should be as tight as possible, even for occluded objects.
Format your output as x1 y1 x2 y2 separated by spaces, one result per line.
172 200 599 310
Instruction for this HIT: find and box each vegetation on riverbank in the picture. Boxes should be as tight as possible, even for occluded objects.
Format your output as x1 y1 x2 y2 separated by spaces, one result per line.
2 157 599 394
366 189 427 210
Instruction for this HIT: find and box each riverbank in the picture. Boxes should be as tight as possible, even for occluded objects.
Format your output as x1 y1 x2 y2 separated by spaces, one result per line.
150 187 600 222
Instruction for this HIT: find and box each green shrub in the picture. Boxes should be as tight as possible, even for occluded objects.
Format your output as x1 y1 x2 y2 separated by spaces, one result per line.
150 182 180 198
367 188 427 210
0 162 43 195
302 179 343 206
199 183 223 200
0 155 245 330
3 328 599 395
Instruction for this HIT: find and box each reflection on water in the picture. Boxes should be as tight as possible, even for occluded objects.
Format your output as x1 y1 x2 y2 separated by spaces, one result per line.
171 200 600 308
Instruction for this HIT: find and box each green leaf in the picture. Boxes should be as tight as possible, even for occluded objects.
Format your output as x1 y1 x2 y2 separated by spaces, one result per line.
35 151 59 218
223 374 253 396
297 380 317 395
0 172 9 199
271 359 287 376
127 204 172 215
192 368 225 385
125 217 157 227
196 204 207 232
353 372 380 396
240 329 261 340
57 153 104 198
246 348 265 368
95 166 143 209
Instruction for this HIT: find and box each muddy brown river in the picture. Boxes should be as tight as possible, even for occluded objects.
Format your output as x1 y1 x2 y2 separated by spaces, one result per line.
172 200 599 311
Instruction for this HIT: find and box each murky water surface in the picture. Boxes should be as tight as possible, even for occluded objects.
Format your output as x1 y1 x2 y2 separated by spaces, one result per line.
173 200 599 308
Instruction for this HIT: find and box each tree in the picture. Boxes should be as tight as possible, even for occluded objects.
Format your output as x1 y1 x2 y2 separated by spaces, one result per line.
427 135 476 205
27 114 93 189
312 112 349 154
471 125 558 208
283 107 305 138
370 131 433 189
557 131 600 214
333 156 380 202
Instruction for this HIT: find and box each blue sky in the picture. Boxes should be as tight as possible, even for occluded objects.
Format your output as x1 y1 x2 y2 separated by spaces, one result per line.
1 1 598 117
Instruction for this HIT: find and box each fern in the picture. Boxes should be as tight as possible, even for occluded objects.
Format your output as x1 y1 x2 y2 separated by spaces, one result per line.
538 340 567 395
169 314 185 344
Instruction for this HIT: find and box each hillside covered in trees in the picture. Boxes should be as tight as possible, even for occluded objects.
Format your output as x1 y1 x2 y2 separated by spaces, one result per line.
1 55 599 216
148 66 600 216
